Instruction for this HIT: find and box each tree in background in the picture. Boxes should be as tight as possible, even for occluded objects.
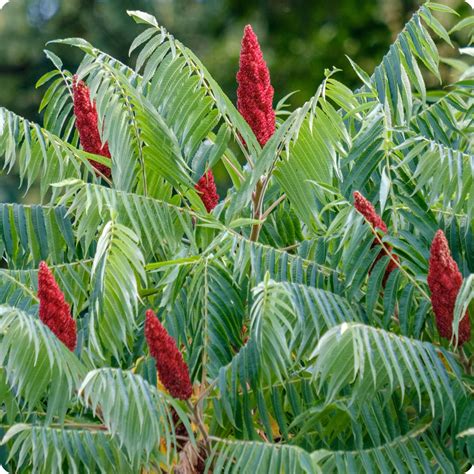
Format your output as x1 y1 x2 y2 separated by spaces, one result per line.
1 0 471 120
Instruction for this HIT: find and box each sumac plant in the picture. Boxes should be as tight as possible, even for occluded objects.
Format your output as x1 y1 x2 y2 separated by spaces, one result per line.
0 3 473 473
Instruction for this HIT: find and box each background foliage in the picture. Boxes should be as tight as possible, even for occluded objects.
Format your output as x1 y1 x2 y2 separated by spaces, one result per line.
0 0 472 202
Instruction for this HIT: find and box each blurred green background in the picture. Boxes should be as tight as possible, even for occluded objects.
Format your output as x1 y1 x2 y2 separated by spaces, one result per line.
0 0 470 202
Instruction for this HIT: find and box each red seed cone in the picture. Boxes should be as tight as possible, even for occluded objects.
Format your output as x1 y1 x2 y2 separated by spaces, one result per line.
195 170 219 212
237 25 276 147
72 78 111 178
145 309 193 400
427 230 471 346
38 261 77 351
353 191 398 286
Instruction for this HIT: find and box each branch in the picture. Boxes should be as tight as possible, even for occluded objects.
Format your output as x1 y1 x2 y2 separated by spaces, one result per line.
186 399 210 452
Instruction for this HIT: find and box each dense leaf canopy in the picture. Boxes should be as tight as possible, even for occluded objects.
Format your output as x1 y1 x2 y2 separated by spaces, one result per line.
0 2 473 472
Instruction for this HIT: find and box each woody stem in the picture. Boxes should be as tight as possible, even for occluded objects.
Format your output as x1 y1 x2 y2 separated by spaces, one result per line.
186 399 210 452
250 179 264 241
249 155 281 241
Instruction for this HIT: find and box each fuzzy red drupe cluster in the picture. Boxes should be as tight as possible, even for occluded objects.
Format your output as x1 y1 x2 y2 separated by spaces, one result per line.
237 25 275 147
428 230 471 346
353 191 398 286
72 78 111 178
195 170 219 212
145 309 193 400
38 261 77 351
353 191 388 232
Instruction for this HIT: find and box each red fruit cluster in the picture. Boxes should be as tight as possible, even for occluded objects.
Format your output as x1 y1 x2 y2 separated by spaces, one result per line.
171 408 188 449
428 230 471 346
237 25 275 147
353 191 387 232
145 309 193 400
37 261 77 351
195 171 219 212
72 78 111 178
353 191 398 285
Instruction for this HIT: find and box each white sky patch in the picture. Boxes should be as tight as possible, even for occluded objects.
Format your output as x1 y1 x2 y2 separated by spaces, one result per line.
0 0 10 10
466 0 474 8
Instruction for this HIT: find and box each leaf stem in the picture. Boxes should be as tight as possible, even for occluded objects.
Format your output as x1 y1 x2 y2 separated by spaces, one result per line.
0 422 108 432
222 154 245 182
261 193 286 219
370 224 431 301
